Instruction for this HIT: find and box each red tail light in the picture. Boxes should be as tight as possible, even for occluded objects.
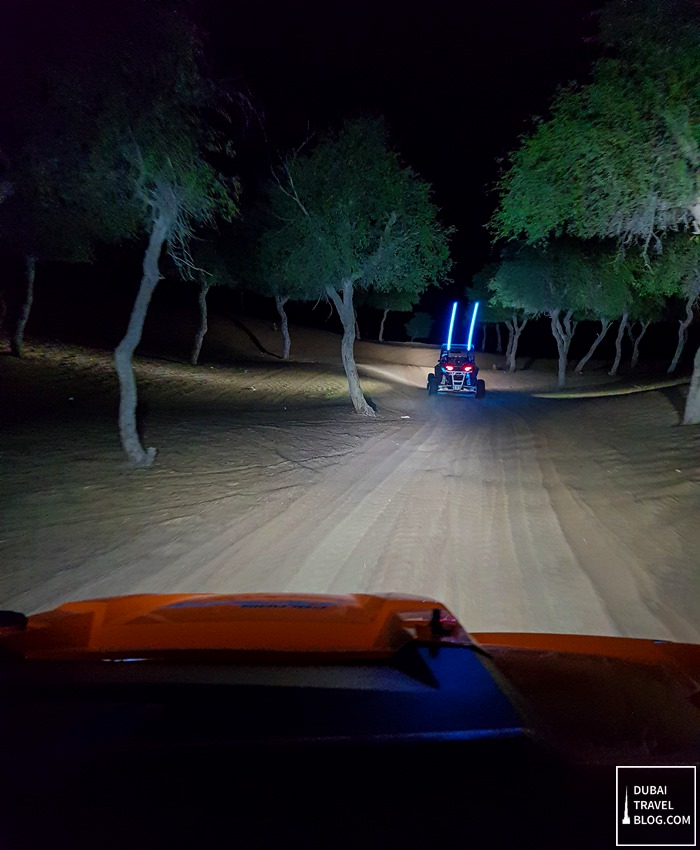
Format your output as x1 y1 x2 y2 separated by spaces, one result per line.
463 364 473 372
445 364 454 371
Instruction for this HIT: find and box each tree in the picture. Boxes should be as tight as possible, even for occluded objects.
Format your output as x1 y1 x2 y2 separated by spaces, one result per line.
261 119 452 415
470 266 530 370
481 324 488 351
640 238 700 374
608 311 629 378
2 2 239 458
0 232 90 357
490 0 700 420
111 32 238 464
495 323 503 354
0 171 99 352
360 289 417 341
489 243 588 387
627 292 664 370
187 237 237 366
72 3 237 465
0 6 113 356
251 209 319 360
405 312 434 342
574 247 633 374
601 238 699 375
596 249 656 376
502 311 530 372
10 256 35 358
491 1 699 249
667 289 699 374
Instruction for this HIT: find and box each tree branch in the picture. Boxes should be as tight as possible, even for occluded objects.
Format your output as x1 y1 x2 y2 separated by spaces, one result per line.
325 284 344 314
273 161 310 218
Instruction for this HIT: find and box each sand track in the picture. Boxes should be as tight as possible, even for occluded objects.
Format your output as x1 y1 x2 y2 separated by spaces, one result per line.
1 321 698 640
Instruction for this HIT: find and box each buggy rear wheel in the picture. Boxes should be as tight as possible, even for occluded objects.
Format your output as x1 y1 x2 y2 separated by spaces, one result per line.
475 379 486 399
427 374 438 395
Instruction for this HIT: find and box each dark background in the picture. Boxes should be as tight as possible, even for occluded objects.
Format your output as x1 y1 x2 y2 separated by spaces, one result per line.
8 0 695 363
197 0 601 280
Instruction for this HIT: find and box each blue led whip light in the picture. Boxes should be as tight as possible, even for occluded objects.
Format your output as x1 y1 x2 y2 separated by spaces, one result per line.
467 301 480 350
446 301 458 351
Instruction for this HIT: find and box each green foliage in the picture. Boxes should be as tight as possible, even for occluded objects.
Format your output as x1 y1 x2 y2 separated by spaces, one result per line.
259 118 453 301
634 235 700 300
489 240 659 323
405 312 433 341
491 0 700 250
85 3 238 265
576 246 634 320
244 204 318 302
468 264 515 324
360 288 417 313
627 289 665 324
488 242 594 317
487 237 694 341
189 235 237 290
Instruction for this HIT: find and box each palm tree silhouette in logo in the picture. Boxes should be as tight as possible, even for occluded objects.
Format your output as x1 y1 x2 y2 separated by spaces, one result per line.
622 787 631 825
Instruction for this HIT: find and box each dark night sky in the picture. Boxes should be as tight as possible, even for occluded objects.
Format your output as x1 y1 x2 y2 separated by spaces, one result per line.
197 0 601 286
4 0 605 349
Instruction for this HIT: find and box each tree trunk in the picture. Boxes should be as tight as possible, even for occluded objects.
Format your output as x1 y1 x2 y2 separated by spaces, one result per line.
11 255 36 358
326 281 375 417
480 323 487 351
495 322 503 354
275 294 291 359
628 320 650 370
191 279 211 366
507 315 528 372
550 309 577 389
378 308 389 342
504 319 514 365
575 318 612 374
609 312 629 376
668 294 696 374
683 343 700 424
354 308 361 341
113 212 170 467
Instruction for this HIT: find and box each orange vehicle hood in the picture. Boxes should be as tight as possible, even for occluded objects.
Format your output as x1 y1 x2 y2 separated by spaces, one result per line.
2 592 699 763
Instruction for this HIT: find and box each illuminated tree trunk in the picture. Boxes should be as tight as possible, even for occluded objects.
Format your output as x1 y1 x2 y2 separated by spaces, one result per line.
575 318 612 373
11 255 36 358
191 278 211 366
550 308 577 389
609 312 629 376
495 322 503 353
378 308 389 342
668 294 696 374
505 314 527 372
480 323 487 351
327 280 375 417
275 294 290 359
627 320 650 370
683 344 700 424
504 320 513 364
114 211 170 467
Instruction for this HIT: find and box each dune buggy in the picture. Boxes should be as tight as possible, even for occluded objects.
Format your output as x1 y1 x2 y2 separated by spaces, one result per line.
427 344 485 398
